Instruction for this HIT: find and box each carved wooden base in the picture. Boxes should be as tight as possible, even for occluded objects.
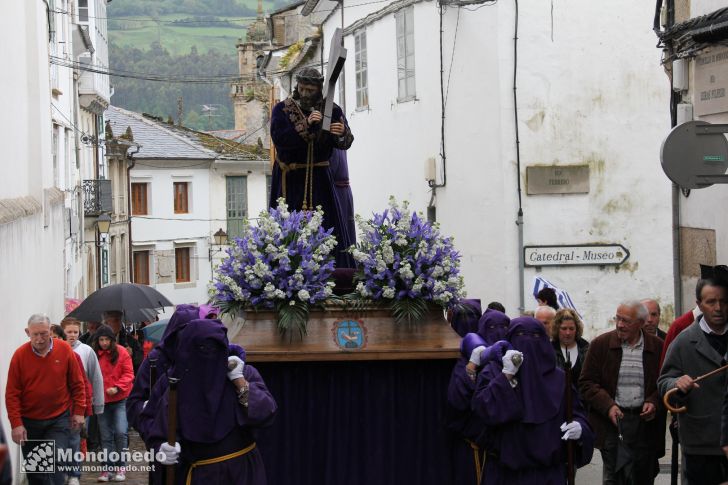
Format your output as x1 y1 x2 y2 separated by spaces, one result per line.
227 304 461 362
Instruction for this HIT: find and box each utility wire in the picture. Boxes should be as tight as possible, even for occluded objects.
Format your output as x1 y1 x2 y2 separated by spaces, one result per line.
53 0 395 25
51 56 308 84
51 8 258 24
51 56 247 83
51 104 94 140
444 6 461 108
132 216 261 222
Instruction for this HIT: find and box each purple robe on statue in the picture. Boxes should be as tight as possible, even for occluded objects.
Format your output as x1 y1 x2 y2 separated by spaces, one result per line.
445 309 510 485
328 149 356 268
472 317 594 485
270 98 354 267
137 319 275 485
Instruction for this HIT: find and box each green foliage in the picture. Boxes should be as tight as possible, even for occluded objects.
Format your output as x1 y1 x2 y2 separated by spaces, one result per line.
109 41 236 131
108 0 259 17
276 300 310 338
390 297 430 326
279 41 303 69
106 0 300 132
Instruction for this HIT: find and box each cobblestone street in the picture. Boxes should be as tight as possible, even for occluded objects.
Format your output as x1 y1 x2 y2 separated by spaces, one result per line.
79 431 150 485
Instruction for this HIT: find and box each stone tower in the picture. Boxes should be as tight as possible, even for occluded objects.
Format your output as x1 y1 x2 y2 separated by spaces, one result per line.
231 0 270 137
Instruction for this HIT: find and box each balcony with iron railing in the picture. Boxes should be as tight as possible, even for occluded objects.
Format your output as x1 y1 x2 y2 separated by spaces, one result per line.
82 179 112 216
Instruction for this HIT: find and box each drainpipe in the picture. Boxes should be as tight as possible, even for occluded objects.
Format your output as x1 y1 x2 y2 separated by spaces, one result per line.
126 146 140 283
513 0 525 314
666 0 682 316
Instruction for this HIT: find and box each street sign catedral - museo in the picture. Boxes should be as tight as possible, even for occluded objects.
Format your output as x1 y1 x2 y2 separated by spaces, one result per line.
524 244 630 267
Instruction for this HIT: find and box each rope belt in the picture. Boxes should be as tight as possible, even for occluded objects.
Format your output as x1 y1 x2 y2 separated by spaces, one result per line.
276 141 330 210
467 440 486 485
185 442 256 485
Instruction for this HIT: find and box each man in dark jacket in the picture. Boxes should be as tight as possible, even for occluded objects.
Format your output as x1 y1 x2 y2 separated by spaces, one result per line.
579 300 664 484
102 311 143 373
661 278 728 485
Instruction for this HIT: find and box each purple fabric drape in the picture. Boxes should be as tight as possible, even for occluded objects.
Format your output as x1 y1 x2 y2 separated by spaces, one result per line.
254 359 458 485
328 149 355 268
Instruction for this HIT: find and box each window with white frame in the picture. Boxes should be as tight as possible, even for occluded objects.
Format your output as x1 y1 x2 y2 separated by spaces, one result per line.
78 0 88 22
133 250 150 285
355 30 369 108
226 176 247 239
395 7 415 101
175 246 192 283
52 125 59 187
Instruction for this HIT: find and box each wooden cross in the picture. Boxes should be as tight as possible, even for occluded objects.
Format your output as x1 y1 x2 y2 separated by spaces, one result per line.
322 28 347 132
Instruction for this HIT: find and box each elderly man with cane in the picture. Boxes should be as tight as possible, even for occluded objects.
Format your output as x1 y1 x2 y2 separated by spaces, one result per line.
660 274 728 485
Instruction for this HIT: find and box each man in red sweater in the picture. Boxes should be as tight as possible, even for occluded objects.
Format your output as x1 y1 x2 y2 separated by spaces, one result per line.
5 313 86 485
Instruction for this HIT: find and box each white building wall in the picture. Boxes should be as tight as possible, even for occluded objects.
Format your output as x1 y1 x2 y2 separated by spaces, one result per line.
209 165 270 224
131 166 212 307
319 0 673 336
674 0 728 312
0 0 67 475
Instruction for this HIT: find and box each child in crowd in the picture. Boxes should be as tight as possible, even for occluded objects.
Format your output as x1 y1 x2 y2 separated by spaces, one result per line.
61 317 106 485
92 325 134 482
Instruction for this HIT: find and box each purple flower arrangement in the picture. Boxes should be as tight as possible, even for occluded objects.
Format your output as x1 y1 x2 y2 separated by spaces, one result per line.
211 199 337 335
349 197 465 324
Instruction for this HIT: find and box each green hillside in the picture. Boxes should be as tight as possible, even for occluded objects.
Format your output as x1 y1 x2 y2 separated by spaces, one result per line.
108 0 287 55
110 16 250 56
106 0 294 132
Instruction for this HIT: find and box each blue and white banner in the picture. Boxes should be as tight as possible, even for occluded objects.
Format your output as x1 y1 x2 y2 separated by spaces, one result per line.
532 276 581 318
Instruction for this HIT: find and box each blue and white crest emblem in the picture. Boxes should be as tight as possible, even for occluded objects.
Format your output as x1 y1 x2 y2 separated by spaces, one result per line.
332 319 367 350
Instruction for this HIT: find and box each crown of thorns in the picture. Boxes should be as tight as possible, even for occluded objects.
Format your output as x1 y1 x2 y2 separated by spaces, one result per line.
295 68 324 85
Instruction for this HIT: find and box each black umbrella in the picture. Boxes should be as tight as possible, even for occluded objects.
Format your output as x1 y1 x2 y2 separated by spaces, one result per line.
67 283 173 323
615 417 634 476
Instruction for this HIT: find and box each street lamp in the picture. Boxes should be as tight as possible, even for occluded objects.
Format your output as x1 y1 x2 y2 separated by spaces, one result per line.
209 227 228 261
213 228 228 246
96 213 112 247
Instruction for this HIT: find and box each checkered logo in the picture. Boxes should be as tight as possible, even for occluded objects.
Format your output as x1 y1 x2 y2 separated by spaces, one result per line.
21 440 55 473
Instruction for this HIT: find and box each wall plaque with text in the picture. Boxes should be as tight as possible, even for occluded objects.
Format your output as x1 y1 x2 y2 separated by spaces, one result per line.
695 48 728 116
526 165 589 195
524 244 630 267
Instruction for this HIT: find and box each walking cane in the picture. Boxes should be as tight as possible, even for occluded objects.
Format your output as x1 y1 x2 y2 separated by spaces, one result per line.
564 350 575 485
670 416 679 485
148 358 158 484
663 363 728 413
149 358 158 393
166 377 180 485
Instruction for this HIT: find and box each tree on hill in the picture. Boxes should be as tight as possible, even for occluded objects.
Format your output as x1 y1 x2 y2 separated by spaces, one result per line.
109 41 237 131
108 0 258 17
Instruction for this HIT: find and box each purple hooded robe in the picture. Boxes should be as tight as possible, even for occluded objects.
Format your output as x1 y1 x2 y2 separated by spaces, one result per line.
449 299 483 337
472 317 594 485
127 306 246 432
446 309 510 485
137 319 276 485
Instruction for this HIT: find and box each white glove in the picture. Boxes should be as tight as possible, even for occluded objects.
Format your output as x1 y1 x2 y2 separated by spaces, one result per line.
501 350 523 375
158 442 181 465
560 421 582 441
469 346 486 366
227 356 245 381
